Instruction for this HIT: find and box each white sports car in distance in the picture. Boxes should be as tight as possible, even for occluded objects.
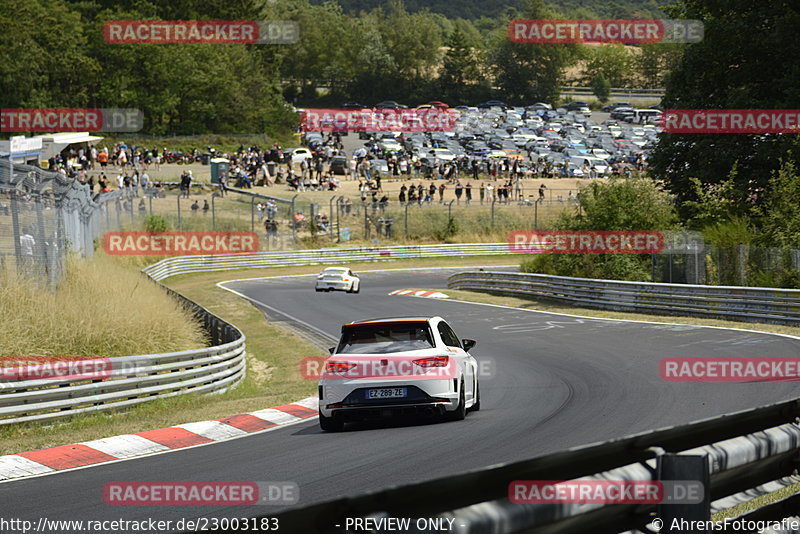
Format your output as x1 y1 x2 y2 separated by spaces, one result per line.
318 316 480 431
315 267 360 293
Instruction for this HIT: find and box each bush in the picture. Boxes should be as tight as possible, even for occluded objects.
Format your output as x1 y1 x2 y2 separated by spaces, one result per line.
144 215 169 233
520 177 677 281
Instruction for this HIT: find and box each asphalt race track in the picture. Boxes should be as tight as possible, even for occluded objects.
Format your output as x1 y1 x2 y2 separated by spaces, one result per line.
4 267 800 532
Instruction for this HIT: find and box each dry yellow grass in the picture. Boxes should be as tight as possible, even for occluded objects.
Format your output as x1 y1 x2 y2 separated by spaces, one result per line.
0 254 207 358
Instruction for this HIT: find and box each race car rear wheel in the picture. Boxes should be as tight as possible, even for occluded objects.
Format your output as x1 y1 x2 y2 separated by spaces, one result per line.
468 380 481 412
446 380 466 421
319 411 343 432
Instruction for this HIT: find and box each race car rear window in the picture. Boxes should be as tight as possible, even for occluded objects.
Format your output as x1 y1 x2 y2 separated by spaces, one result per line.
336 323 435 354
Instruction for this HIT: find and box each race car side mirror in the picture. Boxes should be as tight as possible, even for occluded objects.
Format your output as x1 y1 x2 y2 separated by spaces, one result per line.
462 339 477 351
328 346 336 354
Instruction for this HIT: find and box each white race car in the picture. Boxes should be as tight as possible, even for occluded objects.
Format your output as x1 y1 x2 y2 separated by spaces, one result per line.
315 267 360 293
318 316 480 431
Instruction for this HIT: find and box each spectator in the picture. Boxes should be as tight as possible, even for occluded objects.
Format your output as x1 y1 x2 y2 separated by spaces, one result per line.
20 227 35 268
438 183 446 203
465 182 472 205
202 199 210 214
191 200 199 213
538 183 547 202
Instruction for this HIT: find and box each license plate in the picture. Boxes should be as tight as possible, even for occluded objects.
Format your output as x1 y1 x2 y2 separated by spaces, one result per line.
366 387 407 399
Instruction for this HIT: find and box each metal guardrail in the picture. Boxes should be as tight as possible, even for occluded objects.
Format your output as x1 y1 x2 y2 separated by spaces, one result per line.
143 243 513 282
0 282 246 426
265 397 800 533
448 271 800 326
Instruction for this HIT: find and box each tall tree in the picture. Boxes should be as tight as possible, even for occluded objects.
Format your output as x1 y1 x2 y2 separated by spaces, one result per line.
439 27 485 105
488 0 578 104
649 0 800 218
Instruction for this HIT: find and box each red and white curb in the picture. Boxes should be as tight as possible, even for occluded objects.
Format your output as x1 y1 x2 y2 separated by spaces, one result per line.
0 397 318 482
389 289 449 299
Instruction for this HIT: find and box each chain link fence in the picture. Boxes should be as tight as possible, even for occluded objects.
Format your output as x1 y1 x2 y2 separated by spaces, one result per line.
0 159 123 286
653 244 800 288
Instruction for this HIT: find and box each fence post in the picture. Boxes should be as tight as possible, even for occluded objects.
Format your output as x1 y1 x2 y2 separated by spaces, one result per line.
491 199 496 229
32 195 48 280
657 454 710 532
651 253 656 282
447 200 454 235
534 200 538 230
211 195 216 231
404 202 409 240
176 195 181 230
251 197 255 233
328 196 335 239
737 244 747 286
291 194 297 247
10 191 22 268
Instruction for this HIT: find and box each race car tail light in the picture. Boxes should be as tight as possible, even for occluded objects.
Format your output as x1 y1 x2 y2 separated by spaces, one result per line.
325 361 357 373
413 356 449 368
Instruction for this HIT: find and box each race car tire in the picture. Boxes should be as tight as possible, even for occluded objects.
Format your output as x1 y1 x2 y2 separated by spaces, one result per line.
468 380 481 412
446 380 466 421
319 411 344 432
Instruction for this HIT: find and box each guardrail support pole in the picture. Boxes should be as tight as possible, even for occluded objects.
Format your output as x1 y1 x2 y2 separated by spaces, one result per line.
657 454 710 533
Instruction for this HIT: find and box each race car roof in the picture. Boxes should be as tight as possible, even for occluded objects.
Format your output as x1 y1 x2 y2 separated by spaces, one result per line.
347 316 435 326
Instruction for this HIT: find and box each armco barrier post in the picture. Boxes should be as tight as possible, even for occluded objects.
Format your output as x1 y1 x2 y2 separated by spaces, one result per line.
658 454 710 533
